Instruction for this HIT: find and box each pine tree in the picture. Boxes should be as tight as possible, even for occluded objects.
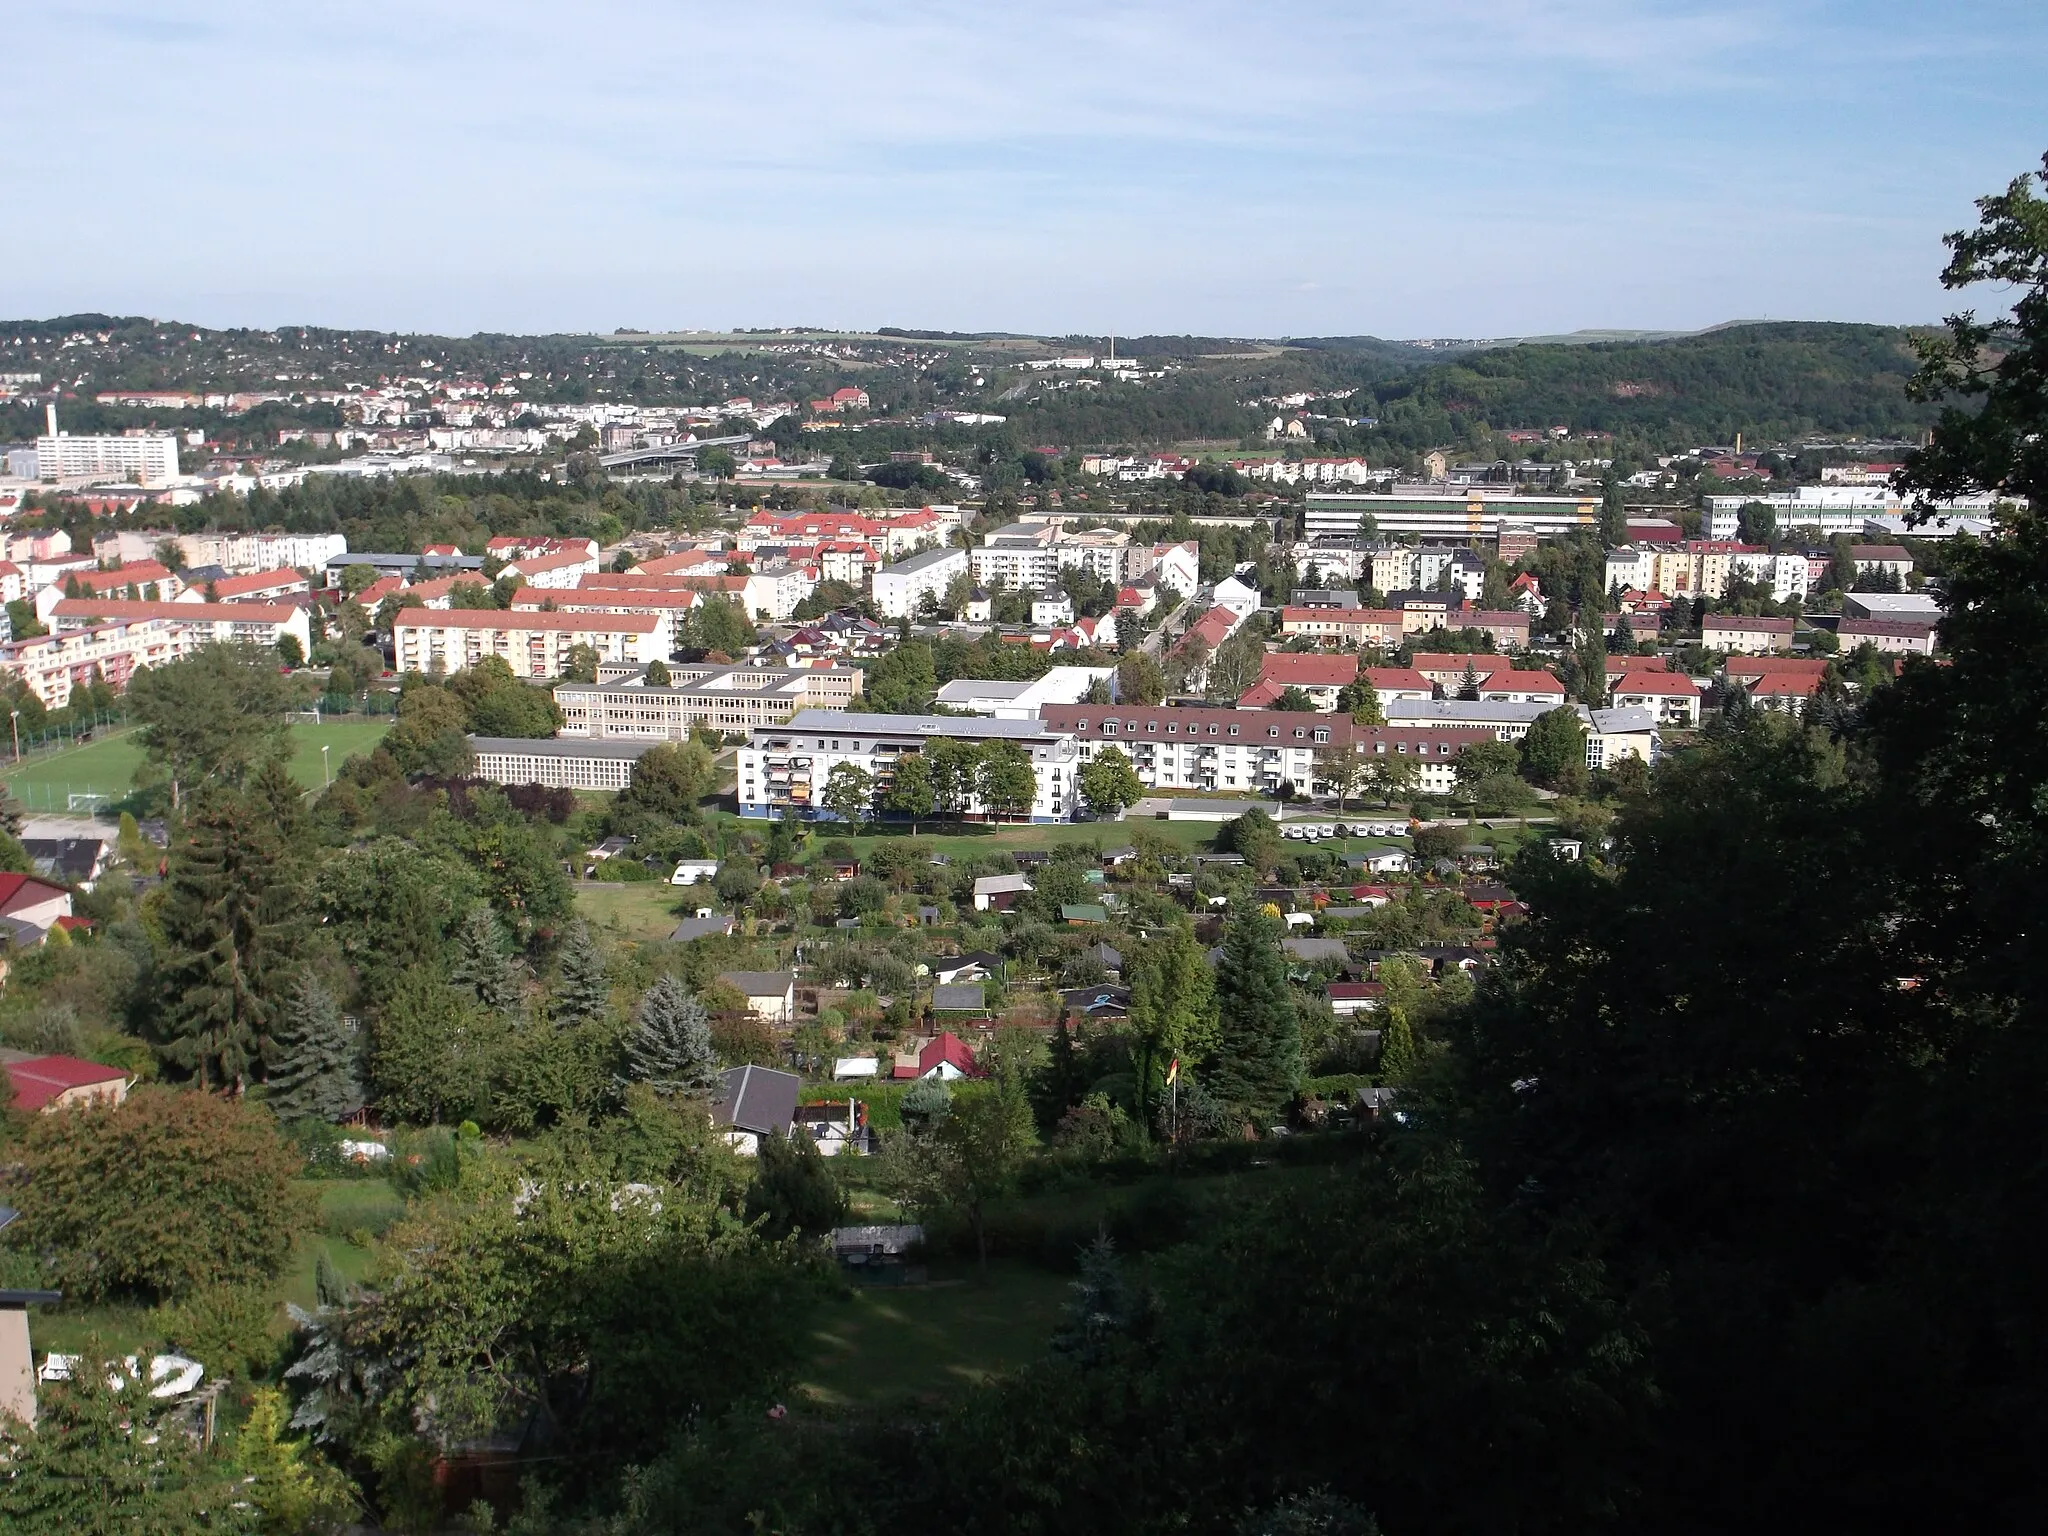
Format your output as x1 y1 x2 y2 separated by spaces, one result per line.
1052 1230 1140 1366
156 786 300 1089
553 919 610 1025
620 974 719 1096
450 902 519 1011
264 971 364 1123
1376 1003 1416 1083
1207 904 1302 1126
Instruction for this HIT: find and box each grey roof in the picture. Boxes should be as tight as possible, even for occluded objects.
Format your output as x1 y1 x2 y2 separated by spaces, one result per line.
711 1064 801 1137
931 950 1001 980
1385 699 1558 726
19 838 103 882
668 913 735 942
934 678 1033 703
467 735 662 761
1587 707 1657 734
880 546 967 576
931 983 986 1012
1284 937 1354 964
1084 941 1124 970
776 710 1058 742
718 970 794 998
329 551 485 572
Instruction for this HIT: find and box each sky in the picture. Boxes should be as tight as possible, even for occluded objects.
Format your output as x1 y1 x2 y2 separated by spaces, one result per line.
13 1 2046 338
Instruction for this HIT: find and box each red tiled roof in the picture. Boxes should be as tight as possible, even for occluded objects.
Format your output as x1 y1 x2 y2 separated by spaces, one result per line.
1614 672 1701 696
919 1031 982 1078
1363 667 1432 692
1260 652 1360 687
5 1054 127 1111
1749 673 1822 697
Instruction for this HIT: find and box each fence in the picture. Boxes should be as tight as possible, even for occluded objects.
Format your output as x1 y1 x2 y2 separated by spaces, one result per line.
2 707 131 762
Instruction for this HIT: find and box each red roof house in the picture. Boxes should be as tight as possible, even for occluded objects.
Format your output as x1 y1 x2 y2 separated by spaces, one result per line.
4 1053 130 1113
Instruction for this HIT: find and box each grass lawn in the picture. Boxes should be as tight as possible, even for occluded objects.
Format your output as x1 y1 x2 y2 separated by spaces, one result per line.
797 1259 1070 1409
574 879 691 942
0 721 389 812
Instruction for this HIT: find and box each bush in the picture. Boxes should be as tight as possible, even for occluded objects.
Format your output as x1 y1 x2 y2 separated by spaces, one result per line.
152 1282 281 1381
4 1088 313 1303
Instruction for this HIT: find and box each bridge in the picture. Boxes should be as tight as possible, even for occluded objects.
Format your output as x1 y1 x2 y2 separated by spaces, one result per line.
597 434 752 473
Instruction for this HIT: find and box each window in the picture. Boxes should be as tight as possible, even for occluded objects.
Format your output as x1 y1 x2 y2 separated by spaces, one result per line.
1168 723 1178 734
1268 726 1280 738
1313 728 1330 743
1294 727 1307 739
1228 726 1239 737
1103 720 1118 735
1147 721 1157 733
1077 719 1088 730
1207 725 1218 735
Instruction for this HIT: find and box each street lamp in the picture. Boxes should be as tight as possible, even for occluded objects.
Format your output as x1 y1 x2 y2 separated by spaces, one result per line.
8 710 16 765
321 744 331 787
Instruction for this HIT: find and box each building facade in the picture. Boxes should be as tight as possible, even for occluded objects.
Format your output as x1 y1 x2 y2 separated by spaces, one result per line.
34 432 180 488
468 735 661 791
47 599 310 655
394 609 659 678
738 711 1081 822
556 664 864 739
1303 492 1598 544
871 546 968 619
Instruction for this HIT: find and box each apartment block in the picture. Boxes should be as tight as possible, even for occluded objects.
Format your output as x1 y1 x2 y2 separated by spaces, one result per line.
468 735 661 792
47 599 310 656
1303 492 1598 544
0 618 189 708
739 711 1080 822
34 432 180 488
393 609 659 678
872 546 968 619
556 664 864 739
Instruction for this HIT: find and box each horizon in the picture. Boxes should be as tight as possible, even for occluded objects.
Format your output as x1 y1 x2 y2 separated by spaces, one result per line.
12 2 2045 337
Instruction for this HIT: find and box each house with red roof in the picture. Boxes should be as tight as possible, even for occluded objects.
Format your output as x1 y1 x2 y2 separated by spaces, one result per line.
1746 671 1825 717
891 1031 983 1081
184 567 311 605
1237 650 1359 711
1610 670 1703 726
1474 668 1568 706
2 1053 130 1114
0 873 73 934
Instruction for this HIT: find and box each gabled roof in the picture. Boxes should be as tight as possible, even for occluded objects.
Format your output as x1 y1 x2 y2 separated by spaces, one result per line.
1613 672 1701 696
0 873 70 915
5 1054 127 1111
1258 652 1360 687
919 1031 982 1077
717 970 795 998
711 1064 801 1137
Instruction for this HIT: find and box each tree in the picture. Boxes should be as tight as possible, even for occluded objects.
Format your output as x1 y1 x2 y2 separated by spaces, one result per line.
452 657 562 737
1272 686 1317 711
276 633 304 669
369 965 501 1124
822 761 876 827
1364 752 1419 808
1222 807 1284 874
1376 1000 1417 1082
1454 739 1522 793
1127 925 1218 1132
645 658 672 686
683 596 757 653
383 685 472 777
10 1088 310 1302
340 562 379 598
1518 705 1588 790
1207 627 1266 699
976 742 1039 821
620 974 720 1097
264 971 364 1122
1338 679 1386 726
744 1129 846 1239
450 902 520 1012
936 1083 1036 1276
554 919 611 1025
1735 500 1777 545
1315 741 1368 811
156 780 302 1089
127 644 303 807
698 445 738 478
617 740 717 819
1599 472 1628 546
879 751 937 832
1117 651 1167 705
925 738 983 818
1078 745 1144 818
562 643 601 683
1207 904 1301 1125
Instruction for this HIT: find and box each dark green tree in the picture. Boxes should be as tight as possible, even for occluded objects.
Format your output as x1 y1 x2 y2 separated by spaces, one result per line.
264 971 364 1122
620 974 719 1097
1519 705 1588 789
553 920 611 1025
1208 903 1301 1124
450 901 520 1012
126 643 304 808
743 1128 846 1238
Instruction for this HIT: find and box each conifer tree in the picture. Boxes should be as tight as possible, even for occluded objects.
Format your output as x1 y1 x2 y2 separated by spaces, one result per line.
552 919 610 1026
620 974 719 1096
450 902 519 1012
1207 904 1302 1126
156 786 301 1089
1376 1003 1416 1083
264 971 364 1123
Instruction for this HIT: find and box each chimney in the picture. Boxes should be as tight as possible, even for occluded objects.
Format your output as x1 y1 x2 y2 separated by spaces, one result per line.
44 403 57 438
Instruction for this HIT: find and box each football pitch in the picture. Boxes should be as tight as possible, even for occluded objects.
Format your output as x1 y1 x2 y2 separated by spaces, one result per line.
0 722 390 812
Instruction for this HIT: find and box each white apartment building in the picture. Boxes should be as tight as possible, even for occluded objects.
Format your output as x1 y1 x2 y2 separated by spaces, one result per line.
1128 541 1200 596
47 599 310 656
99 529 351 575
1304 492 1598 544
969 522 1130 588
1038 703 1490 799
1838 618 1937 655
739 712 1080 822
1701 487 1999 540
556 664 863 738
1585 707 1660 770
1701 615 1795 655
933 666 1115 720
0 618 188 708
510 587 699 655
1608 671 1703 727
871 546 968 619
394 609 660 678
35 431 180 488
503 549 599 589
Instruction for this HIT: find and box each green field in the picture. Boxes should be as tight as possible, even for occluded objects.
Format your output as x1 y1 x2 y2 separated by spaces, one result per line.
574 880 693 942
797 1259 1070 1408
0 722 389 810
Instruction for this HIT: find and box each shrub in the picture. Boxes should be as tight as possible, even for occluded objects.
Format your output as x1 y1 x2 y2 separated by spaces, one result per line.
5 1088 312 1303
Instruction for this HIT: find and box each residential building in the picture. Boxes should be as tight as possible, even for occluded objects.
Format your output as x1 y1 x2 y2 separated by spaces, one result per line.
1702 486 1997 540
1303 491 1598 544
1584 707 1660 770
467 735 664 791
33 562 182 622
1701 614 1795 654
1039 702 1488 799
34 430 179 488
3 1052 128 1113
1127 541 1200 596
969 521 1130 588
973 873 1033 911
1838 617 1936 655
556 663 864 738
1747 671 1824 716
503 548 599 589
0 618 188 708
395 609 659 678
1842 591 1941 624
325 550 483 585
1277 606 1405 647
1290 539 1418 592
1410 653 1519 689
1361 666 1435 707
1609 670 1702 726
1847 545 1914 581
738 712 1081 821
1384 698 1570 742
47 598 310 655
1237 651 1359 710
1212 575 1263 620
1474 668 1569 706
509 585 699 655
717 976 797 1027
1030 591 1075 626
933 666 1115 719
187 567 308 604
872 545 969 619
1724 656 1828 690
710 1062 802 1155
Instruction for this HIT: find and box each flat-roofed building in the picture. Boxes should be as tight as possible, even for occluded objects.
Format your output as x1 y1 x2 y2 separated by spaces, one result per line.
1304 491 1597 544
35 431 180 488
468 735 662 791
394 609 659 679
872 546 968 619
739 711 1080 822
47 598 310 656
556 664 864 739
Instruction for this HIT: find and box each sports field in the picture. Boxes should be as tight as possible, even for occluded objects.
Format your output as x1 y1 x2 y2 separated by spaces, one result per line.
0 721 390 811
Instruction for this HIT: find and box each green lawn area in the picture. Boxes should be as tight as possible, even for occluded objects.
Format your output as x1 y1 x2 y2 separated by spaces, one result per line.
0 721 389 812
574 879 691 941
797 1259 1070 1409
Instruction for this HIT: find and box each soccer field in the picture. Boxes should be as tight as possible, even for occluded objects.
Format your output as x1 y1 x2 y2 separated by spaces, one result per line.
0 722 390 812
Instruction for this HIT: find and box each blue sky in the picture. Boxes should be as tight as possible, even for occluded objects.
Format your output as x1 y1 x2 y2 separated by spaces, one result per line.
16 1 2045 337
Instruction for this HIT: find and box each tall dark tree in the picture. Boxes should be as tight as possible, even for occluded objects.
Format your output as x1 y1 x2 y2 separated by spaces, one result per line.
553 920 611 1026
263 971 364 1123
450 902 520 1012
126 643 305 808
620 974 719 1097
155 786 301 1089
1207 904 1301 1124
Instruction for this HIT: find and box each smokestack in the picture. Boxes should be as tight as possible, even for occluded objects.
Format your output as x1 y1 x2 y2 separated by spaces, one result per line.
45 403 57 438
